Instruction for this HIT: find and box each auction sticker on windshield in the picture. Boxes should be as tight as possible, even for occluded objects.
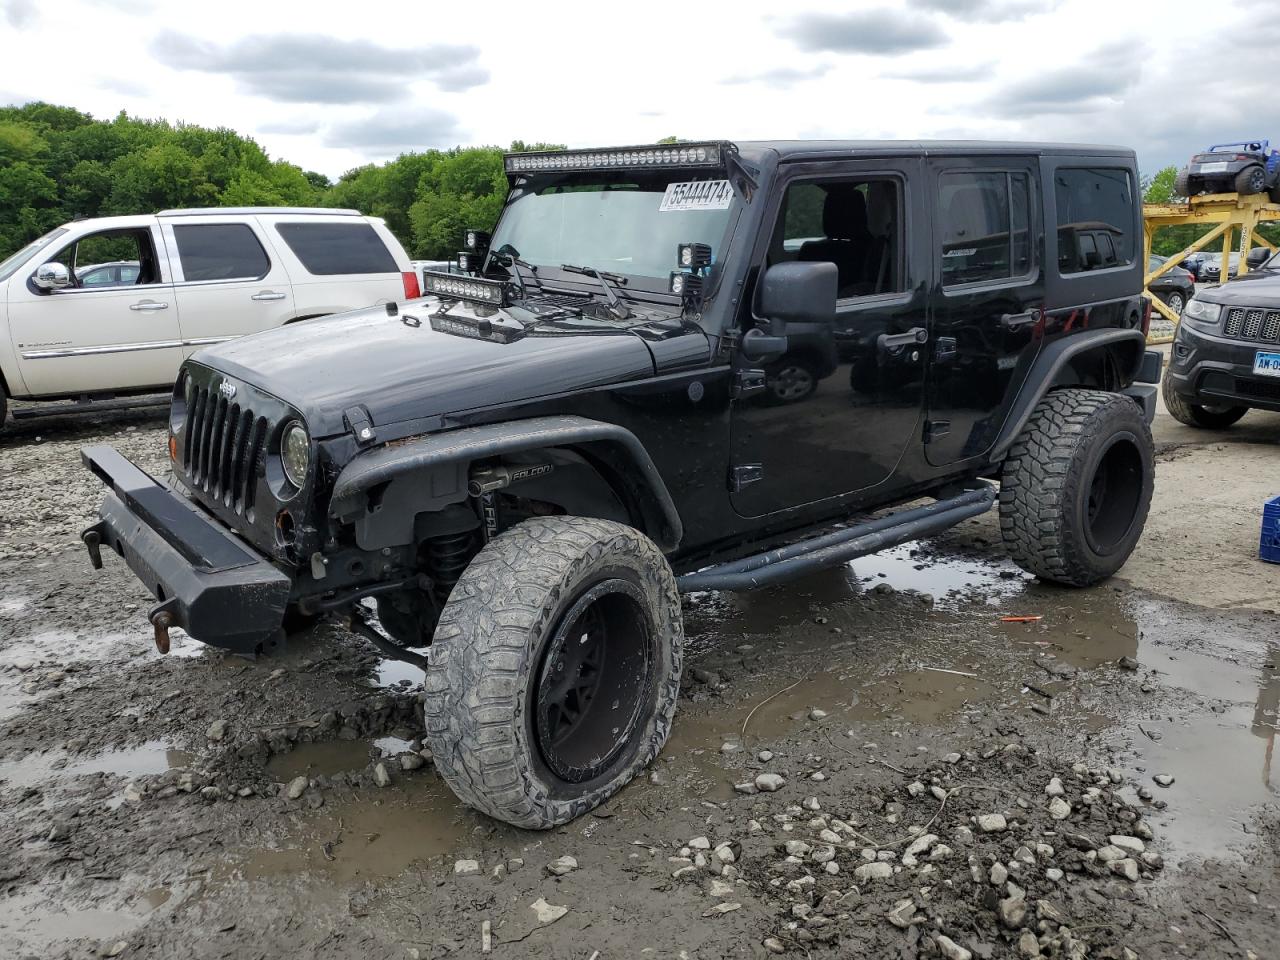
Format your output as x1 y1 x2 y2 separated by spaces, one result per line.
1253 351 1280 377
660 180 733 212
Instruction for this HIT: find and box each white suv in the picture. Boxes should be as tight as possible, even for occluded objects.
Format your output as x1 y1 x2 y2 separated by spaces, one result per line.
0 207 419 428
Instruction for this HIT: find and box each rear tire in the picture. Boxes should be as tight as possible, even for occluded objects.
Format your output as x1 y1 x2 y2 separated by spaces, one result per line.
423 517 683 828
1174 168 1191 197
1163 290 1186 315
1000 389 1153 587
1236 166 1266 195
1161 372 1248 428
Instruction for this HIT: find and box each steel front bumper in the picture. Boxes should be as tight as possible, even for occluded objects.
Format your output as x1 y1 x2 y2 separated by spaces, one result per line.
81 445 291 655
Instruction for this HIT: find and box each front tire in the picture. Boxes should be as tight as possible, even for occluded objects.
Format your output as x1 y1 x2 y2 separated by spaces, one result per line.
423 517 683 828
1161 372 1248 428
1000 389 1154 587
1174 168 1191 197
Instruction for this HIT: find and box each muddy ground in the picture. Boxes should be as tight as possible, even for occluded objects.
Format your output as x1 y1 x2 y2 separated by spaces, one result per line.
0 373 1277 960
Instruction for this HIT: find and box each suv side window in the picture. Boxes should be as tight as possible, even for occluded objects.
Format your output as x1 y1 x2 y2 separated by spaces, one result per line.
939 171 1032 286
274 222 398 275
768 178 903 299
1054 167 1134 274
173 224 270 282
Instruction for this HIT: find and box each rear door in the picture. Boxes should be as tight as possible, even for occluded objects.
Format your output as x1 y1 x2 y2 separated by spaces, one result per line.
159 217 297 356
7 223 183 396
265 216 407 316
925 157 1045 465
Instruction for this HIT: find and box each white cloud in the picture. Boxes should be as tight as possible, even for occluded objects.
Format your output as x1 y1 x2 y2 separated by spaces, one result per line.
0 0 1257 178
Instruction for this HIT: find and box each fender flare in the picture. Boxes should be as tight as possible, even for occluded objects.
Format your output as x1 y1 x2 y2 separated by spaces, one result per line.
329 415 684 552
990 328 1146 462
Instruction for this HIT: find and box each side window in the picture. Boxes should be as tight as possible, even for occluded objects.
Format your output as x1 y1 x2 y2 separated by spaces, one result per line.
768 177 903 299
1055 167 1134 274
45 229 158 289
173 224 270 282
275 222 398 275
939 171 1034 287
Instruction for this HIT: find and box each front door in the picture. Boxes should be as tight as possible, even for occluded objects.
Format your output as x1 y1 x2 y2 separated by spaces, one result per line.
730 159 929 518
925 158 1045 465
158 217 296 355
7 224 183 396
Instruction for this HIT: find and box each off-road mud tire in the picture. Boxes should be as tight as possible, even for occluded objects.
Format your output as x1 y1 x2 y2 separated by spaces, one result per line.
0 380 8 433
1000 389 1153 587
423 516 683 829
1173 168 1191 197
1236 166 1266 196
1160 372 1248 428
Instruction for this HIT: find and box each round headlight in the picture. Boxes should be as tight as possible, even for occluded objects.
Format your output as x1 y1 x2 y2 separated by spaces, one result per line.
281 422 310 489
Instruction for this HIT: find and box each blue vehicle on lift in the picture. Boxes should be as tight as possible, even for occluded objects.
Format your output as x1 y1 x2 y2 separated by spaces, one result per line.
1176 140 1280 200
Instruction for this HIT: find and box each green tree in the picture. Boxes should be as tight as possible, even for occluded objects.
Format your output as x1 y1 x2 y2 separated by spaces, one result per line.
1143 166 1178 205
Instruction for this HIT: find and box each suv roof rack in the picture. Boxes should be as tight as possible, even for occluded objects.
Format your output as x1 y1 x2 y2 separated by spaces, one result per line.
155 207 362 218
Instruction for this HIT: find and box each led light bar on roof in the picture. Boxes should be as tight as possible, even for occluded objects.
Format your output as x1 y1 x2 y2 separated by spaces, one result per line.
504 142 725 174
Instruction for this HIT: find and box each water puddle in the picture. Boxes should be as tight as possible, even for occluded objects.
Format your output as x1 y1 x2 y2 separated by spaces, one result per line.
266 736 413 781
0 740 193 788
0 879 187 954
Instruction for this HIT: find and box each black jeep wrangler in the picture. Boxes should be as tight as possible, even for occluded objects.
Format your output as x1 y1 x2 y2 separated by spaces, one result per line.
81 140 1160 828
1163 253 1280 427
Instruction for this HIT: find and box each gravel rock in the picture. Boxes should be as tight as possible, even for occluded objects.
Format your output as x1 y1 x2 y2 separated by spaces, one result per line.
286 776 308 800
808 708 827 721
454 859 480 876
999 896 1028 929
546 855 578 876
990 862 1009 886
937 934 973 960
755 773 787 792
399 753 425 772
888 898 917 928
757 750 774 762
1109 858 1140 882
977 814 1007 833
689 836 711 850
1153 774 1175 787
1045 776 1065 797
1109 835 1145 854
206 719 229 741
1018 930 1042 957
1048 797 1071 820
854 862 893 883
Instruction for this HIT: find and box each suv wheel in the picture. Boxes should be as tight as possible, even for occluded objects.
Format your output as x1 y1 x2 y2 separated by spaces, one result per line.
1161 372 1249 429
999 389 1153 587
765 356 819 403
1173 168 1191 197
1236 166 1267 195
423 516 683 828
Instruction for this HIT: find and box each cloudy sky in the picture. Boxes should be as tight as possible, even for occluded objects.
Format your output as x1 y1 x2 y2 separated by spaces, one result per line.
0 0 1272 180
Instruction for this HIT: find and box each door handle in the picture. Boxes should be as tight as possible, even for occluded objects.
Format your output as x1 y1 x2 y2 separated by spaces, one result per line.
877 327 928 351
129 301 169 311
251 291 287 302
1001 311 1039 331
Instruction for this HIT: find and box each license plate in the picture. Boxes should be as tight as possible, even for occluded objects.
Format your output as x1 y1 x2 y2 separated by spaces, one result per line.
1254 351 1280 377
1199 161 1229 173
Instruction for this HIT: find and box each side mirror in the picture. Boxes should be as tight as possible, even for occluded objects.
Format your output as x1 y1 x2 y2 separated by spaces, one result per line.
757 261 837 336
34 261 71 291
1247 248 1270 269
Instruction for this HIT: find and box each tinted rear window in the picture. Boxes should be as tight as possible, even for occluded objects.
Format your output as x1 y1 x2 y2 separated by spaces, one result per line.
1054 167 1134 274
173 224 270 282
275 222 398 275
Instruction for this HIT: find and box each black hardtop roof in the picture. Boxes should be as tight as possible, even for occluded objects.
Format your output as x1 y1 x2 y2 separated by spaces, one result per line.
735 139 1134 161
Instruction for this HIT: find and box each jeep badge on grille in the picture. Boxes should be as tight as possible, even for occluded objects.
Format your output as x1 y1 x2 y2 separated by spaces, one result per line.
218 381 236 400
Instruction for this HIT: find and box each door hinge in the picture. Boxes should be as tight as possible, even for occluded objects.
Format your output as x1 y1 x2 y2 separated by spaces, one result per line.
923 420 951 442
731 368 767 399
729 463 764 492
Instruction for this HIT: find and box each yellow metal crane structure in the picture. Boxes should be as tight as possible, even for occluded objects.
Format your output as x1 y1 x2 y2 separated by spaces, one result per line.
1143 193 1280 343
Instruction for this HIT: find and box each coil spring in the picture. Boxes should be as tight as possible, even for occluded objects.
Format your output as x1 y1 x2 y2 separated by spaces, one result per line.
425 531 475 601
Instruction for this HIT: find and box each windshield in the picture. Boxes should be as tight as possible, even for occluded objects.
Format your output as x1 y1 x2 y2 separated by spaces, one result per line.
0 227 69 283
489 171 736 287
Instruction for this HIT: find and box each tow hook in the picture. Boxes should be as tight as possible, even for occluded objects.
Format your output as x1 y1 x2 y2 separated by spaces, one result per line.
81 522 106 570
148 598 180 655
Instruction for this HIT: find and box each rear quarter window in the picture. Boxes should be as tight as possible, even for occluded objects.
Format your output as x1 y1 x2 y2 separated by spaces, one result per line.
1054 167 1135 274
173 223 270 282
274 222 398 276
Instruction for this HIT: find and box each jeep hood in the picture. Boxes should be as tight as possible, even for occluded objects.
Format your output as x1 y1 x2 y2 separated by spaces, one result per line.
191 303 665 437
1196 269 1280 305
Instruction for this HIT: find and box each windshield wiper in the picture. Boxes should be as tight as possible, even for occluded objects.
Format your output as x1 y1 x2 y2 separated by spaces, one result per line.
491 243 541 300
560 264 631 320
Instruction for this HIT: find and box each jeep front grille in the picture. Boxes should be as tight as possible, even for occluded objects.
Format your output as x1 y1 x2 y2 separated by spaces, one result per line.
183 384 268 514
1222 306 1280 344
